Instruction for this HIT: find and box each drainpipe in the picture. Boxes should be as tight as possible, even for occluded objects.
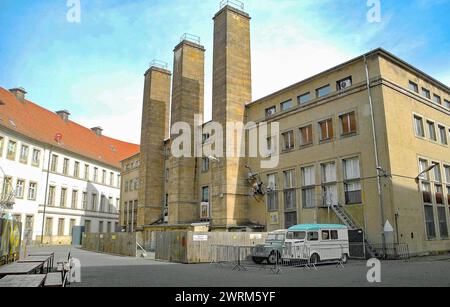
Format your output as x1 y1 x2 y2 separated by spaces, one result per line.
364 55 387 253
40 146 53 244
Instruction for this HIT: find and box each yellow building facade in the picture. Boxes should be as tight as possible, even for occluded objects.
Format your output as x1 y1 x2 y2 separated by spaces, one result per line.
123 4 450 255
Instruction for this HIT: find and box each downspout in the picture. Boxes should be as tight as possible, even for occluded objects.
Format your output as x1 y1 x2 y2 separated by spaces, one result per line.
364 55 387 252
40 146 53 244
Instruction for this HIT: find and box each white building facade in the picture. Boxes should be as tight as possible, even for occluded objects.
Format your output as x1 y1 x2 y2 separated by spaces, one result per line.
0 87 139 244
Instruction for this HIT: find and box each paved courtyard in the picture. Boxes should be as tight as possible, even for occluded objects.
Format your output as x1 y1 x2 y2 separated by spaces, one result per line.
28 246 450 287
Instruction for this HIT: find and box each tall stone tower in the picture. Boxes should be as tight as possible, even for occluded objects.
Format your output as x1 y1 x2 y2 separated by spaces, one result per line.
211 4 252 228
168 37 205 224
138 65 172 227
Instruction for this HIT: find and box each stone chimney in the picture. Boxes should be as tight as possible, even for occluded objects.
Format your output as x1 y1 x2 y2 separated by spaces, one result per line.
56 110 71 122
91 127 103 136
9 87 27 102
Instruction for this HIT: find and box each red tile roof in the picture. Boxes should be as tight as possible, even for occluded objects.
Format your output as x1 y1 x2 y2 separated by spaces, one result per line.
0 87 140 169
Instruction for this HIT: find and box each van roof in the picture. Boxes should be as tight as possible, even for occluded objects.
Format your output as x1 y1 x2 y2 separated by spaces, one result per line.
288 224 348 231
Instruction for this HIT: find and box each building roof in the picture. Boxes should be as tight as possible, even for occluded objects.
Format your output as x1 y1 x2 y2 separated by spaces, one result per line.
0 87 140 169
288 224 348 232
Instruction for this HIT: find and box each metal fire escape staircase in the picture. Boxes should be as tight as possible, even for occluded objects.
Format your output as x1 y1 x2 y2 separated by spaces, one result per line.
331 205 377 258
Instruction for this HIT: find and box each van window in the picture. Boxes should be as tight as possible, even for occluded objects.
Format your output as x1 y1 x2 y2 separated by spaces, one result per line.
286 232 293 239
322 230 330 240
307 232 319 241
293 232 306 240
331 230 338 240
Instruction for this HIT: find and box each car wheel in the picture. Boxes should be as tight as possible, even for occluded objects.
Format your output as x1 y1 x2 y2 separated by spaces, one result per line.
310 253 320 265
252 257 264 264
341 253 349 264
267 252 278 265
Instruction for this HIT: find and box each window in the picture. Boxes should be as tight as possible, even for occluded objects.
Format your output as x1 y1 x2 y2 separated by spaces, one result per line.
302 166 316 209
202 133 210 143
202 157 210 172
408 81 418 93
437 207 448 238
421 88 431 99
438 125 448 145
265 106 276 117
60 188 67 207
316 85 331 98
107 222 112 233
299 125 313 147
32 149 41 166
63 158 69 175
414 116 425 137
71 190 78 209
419 159 429 180
99 221 104 233
74 162 80 178
58 218 65 236
267 174 278 212
424 205 436 239
19 145 29 163
433 94 441 105
50 155 58 172
322 162 338 207
280 99 293 112
422 182 432 203
91 194 98 211
0 136 4 157
102 170 107 184
427 121 436 141
337 76 352 90
28 182 37 200
202 186 209 202
344 158 362 204
45 217 53 236
94 167 98 182
7 140 17 160
2 177 13 196
117 174 121 187
445 99 450 109
284 170 296 210
319 119 334 141
282 131 295 151
322 230 330 240
100 195 106 212
307 231 319 241
298 93 311 106
435 184 443 205
340 112 357 135
48 186 56 205
285 212 297 229
110 172 114 186
69 219 76 236
15 179 25 198
434 163 442 182
84 165 90 180
444 165 450 183
108 197 113 213
133 178 139 190
125 181 129 192
331 230 338 240
82 192 88 210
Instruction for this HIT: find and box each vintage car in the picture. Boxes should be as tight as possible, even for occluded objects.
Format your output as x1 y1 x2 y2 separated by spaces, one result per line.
251 229 287 264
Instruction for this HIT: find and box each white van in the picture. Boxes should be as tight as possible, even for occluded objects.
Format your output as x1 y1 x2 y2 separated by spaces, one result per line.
283 224 350 264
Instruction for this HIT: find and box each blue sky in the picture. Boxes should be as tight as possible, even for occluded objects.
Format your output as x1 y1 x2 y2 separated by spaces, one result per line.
1 0 449 143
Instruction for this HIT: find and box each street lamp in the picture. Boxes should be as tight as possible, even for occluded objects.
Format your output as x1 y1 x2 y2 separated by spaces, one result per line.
415 162 439 183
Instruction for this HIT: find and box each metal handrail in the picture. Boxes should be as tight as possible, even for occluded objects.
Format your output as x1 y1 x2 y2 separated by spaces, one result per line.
220 0 244 10
150 59 168 70
180 33 201 45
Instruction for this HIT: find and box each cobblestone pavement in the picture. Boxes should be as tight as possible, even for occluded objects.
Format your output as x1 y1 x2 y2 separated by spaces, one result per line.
28 246 450 287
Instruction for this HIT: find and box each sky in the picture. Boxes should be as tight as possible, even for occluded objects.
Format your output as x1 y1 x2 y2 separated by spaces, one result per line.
0 0 449 144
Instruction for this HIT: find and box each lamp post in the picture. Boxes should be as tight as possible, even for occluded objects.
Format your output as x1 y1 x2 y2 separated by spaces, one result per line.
415 163 439 183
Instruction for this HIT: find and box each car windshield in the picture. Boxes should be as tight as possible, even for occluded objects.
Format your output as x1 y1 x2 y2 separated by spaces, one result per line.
267 234 285 241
